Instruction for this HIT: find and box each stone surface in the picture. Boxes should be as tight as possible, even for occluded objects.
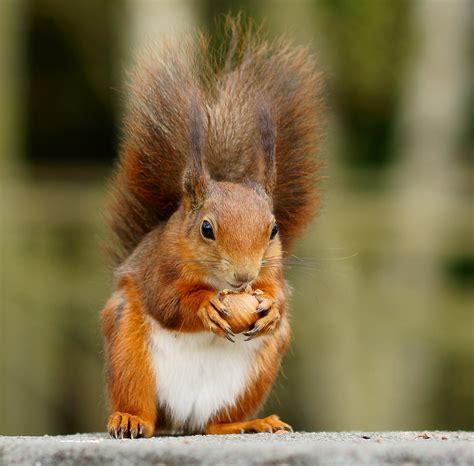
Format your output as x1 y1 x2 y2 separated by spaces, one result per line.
0 431 472 465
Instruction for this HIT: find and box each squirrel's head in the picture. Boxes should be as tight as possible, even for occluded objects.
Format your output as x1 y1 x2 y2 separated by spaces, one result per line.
179 100 281 291
181 181 281 290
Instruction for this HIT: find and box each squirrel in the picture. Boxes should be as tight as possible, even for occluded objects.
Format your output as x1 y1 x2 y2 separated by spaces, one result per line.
101 17 324 438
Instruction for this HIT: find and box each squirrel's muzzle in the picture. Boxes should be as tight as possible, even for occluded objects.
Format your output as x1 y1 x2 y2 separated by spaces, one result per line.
230 271 258 289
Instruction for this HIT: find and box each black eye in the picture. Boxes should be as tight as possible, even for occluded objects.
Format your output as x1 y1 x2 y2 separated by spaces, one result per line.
270 222 279 240
201 220 215 240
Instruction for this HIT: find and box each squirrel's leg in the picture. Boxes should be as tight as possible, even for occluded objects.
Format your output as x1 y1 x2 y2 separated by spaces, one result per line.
206 320 292 435
101 285 157 439
206 415 292 434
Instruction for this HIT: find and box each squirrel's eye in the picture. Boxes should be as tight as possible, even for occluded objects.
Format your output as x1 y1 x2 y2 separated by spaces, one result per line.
201 220 215 240
270 222 279 240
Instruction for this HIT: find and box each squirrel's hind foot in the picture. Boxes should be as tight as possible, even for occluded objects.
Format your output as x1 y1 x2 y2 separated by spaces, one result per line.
206 414 292 435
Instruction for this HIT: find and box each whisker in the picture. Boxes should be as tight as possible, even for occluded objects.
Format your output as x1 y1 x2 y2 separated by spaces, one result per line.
178 259 223 265
288 252 359 263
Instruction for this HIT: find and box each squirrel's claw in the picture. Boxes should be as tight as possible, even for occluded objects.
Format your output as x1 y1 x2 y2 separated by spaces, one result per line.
244 301 280 340
209 295 231 318
243 325 260 338
107 412 153 439
253 296 275 314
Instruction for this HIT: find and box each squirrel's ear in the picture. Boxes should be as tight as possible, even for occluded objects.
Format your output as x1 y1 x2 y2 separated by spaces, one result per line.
259 101 277 195
183 99 209 209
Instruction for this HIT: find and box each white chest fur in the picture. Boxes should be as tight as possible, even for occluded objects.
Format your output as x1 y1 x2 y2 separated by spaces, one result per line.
147 317 264 433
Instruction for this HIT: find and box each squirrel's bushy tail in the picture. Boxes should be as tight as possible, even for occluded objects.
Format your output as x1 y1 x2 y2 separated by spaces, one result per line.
108 17 325 264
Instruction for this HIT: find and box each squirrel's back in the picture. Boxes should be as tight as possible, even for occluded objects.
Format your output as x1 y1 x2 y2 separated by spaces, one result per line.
108 17 325 264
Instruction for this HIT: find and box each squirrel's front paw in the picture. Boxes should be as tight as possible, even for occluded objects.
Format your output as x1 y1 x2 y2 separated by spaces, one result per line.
107 412 154 439
198 295 235 342
243 293 280 340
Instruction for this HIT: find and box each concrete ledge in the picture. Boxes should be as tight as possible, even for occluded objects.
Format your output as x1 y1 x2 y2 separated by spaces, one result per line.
0 432 472 466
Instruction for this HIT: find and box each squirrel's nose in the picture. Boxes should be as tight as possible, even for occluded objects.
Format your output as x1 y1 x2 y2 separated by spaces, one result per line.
233 271 257 285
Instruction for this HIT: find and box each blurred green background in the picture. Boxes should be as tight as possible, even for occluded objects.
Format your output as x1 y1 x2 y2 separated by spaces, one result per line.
0 0 472 435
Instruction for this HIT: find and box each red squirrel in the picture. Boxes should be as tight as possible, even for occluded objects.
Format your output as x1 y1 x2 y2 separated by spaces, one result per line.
101 18 324 438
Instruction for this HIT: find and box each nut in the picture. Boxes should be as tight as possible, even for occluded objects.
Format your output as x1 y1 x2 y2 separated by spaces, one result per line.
220 291 259 334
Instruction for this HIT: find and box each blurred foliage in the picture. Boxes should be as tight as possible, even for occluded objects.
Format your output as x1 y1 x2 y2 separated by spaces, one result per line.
25 0 120 169
433 351 474 430
445 256 474 289
316 0 413 168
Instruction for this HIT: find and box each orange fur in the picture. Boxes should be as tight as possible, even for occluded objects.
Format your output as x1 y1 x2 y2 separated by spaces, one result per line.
102 278 157 438
101 17 324 437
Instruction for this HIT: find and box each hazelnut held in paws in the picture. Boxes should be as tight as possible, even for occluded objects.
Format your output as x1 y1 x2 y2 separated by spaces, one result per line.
101 16 324 437
218 289 260 335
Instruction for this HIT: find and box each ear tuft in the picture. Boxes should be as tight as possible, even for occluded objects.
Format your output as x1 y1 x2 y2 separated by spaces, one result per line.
258 100 277 195
183 98 209 209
